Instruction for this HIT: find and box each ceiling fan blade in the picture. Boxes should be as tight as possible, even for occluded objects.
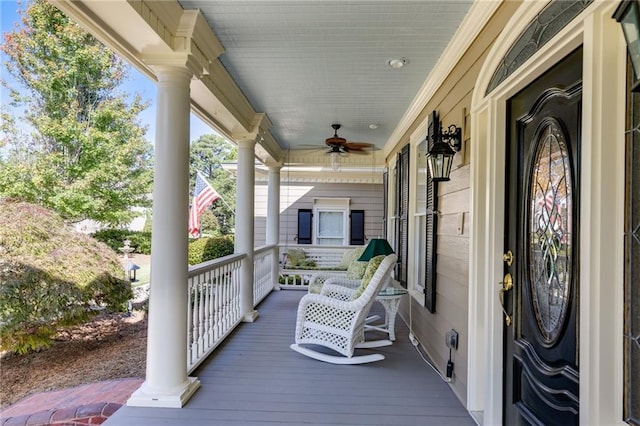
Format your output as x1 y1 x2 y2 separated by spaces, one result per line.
344 142 374 150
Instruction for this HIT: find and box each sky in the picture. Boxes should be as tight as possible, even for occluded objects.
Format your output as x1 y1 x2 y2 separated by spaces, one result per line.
0 0 216 146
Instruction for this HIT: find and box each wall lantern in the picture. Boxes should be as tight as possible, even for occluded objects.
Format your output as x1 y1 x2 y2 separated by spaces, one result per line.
614 0 640 91
426 119 462 182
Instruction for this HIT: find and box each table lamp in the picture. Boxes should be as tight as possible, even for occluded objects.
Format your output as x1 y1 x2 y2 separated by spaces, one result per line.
357 238 395 262
357 238 395 289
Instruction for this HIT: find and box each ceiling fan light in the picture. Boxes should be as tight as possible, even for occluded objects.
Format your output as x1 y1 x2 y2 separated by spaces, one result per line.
330 152 340 171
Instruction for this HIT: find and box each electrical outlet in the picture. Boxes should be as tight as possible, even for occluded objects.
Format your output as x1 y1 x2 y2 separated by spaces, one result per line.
446 329 459 350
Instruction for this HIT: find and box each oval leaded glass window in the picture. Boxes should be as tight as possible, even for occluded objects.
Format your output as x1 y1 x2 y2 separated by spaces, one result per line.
529 118 573 344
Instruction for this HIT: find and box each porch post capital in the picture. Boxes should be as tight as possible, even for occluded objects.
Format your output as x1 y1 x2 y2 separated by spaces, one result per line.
233 113 272 145
143 54 202 79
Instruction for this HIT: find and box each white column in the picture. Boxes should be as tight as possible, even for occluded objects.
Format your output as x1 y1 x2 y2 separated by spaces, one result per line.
236 138 259 322
128 65 200 408
580 8 626 425
266 165 281 290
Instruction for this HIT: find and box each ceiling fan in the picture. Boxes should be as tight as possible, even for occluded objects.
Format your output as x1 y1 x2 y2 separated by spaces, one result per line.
323 124 374 156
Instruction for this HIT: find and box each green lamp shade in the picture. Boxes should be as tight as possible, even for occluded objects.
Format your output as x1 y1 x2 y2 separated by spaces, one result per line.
357 238 394 262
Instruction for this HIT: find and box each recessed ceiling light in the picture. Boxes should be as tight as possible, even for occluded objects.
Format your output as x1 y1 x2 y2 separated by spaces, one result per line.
388 57 408 69
369 124 379 130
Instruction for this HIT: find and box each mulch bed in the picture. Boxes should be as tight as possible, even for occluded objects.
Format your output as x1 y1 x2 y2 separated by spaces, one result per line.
1 310 147 410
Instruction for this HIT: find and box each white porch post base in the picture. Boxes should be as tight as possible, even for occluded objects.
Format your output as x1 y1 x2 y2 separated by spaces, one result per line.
243 310 259 322
127 377 200 408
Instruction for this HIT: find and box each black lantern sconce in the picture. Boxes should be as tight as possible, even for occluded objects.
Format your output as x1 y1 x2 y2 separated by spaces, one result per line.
426 115 462 182
614 0 640 91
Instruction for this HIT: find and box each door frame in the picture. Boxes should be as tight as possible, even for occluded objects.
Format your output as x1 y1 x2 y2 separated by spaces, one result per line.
468 2 625 425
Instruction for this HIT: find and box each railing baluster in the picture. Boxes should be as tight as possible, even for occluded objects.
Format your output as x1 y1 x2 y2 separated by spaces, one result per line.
205 271 212 347
214 266 222 341
187 276 194 365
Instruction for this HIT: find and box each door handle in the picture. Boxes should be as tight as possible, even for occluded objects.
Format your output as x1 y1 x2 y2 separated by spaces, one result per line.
499 273 513 326
503 250 514 266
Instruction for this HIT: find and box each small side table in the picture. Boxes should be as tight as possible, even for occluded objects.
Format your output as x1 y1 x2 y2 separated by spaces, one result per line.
366 287 408 341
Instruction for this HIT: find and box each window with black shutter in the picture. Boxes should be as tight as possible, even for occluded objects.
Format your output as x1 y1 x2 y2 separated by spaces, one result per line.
349 210 365 245
394 144 410 288
424 111 440 312
297 209 312 244
383 171 389 238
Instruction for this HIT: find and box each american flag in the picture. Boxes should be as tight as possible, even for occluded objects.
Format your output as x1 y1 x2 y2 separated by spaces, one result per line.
188 172 220 237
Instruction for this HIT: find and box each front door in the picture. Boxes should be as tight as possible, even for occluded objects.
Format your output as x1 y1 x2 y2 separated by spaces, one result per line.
503 48 581 425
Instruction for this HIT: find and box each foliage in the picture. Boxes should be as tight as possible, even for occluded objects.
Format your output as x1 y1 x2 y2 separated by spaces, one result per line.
91 229 152 255
0 0 153 226
94 230 235 265
199 209 219 235
188 236 235 265
142 212 152 232
190 134 237 235
0 199 132 354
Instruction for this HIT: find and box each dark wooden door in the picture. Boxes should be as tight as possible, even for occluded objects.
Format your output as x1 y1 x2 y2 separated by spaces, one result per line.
503 48 581 425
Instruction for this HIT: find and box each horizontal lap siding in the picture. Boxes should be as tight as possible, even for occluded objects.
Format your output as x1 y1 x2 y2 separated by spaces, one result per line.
271 181 384 247
393 1 519 408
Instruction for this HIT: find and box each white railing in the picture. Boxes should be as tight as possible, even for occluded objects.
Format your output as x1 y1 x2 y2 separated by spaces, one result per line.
253 244 277 306
186 246 279 372
187 253 244 373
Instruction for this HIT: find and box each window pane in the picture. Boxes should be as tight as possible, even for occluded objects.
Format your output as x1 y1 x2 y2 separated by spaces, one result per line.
416 140 428 214
317 237 343 245
528 121 573 344
318 211 344 244
416 215 426 290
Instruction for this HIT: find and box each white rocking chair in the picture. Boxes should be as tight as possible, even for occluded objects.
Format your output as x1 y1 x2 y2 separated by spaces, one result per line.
290 254 397 364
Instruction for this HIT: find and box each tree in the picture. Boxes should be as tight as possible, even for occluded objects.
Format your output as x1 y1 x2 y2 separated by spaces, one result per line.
190 134 237 235
0 0 153 225
0 199 132 354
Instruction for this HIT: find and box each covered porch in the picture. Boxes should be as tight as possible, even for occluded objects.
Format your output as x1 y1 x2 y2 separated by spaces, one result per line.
107 289 474 425
48 0 634 424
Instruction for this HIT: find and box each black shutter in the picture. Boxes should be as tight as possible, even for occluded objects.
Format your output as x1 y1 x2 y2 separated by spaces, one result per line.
297 209 312 244
349 210 365 245
383 171 389 238
424 111 440 312
394 144 410 288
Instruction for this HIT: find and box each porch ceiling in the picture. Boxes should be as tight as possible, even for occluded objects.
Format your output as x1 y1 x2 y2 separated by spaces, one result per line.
179 0 473 161
55 0 475 166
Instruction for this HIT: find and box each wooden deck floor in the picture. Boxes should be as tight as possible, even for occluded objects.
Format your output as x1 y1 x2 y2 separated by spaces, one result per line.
106 290 476 425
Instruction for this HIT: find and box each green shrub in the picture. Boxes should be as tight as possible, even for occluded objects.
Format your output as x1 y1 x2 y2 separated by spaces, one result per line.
0 200 133 354
188 236 235 265
92 229 152 255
